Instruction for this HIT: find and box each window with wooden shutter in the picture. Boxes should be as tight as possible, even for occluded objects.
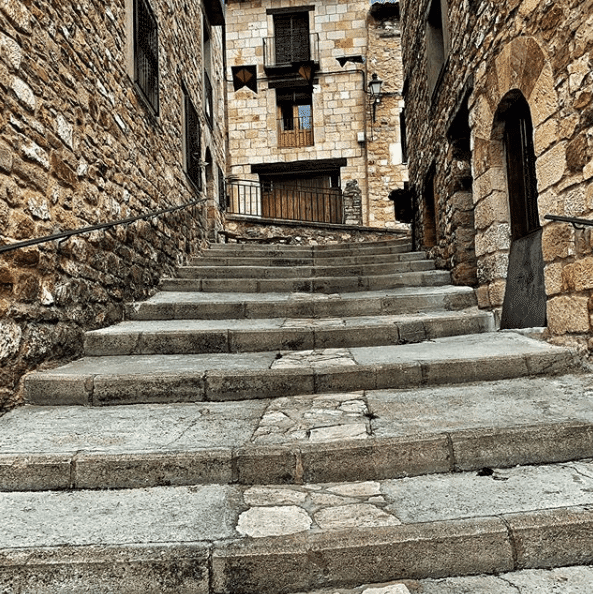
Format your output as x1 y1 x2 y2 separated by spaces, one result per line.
274 12 310 65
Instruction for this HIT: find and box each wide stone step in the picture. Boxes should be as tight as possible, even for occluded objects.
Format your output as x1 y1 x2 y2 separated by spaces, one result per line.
128 286 479 321
84 310 495 356
207 238 412 258
291 567 593 594
4 374 593 492
188 251 427 268
24 333 580 406
160 270 452 293
3 461 593 593
175 260 435 280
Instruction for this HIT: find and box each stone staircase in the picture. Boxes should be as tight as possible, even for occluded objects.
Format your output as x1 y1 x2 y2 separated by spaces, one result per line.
2 237 593 593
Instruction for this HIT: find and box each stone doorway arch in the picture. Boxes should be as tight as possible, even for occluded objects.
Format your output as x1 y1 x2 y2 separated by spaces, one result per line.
470 36 558 324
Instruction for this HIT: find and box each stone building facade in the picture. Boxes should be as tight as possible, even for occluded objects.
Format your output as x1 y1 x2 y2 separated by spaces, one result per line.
400 0 593 342
0 0 226 409
224 0 407 229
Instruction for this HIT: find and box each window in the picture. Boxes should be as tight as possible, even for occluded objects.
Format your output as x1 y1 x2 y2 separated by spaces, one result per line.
134 0 159 113
399 108 408 164
203 18 214 126
184 89 201 190
426 0 449 96
274 12 310 65
277 89 314 148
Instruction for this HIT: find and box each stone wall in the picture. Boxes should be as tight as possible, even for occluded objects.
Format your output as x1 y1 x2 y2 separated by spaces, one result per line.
0 0 226 410
366 3 408 228
225 0 407 228
400 0 593 341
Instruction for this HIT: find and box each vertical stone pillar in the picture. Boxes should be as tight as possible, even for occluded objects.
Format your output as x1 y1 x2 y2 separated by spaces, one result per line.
343 180 363 226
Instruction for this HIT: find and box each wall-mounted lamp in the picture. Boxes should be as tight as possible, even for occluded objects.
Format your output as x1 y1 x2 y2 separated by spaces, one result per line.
368 73 384 122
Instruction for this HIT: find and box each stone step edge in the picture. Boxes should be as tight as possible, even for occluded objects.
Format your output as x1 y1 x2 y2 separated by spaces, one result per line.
127 287 478 321
24 347 580 406
187 251 427 266
2 506 593 594
174 262 436 280
2 420 593 492
159 270 452 293
83 311 495 356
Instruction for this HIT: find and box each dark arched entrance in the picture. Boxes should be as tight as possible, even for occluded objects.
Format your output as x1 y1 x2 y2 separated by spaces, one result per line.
499 93 547 329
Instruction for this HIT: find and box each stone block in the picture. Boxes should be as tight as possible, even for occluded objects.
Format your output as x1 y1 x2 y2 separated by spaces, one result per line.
507 507 593 569
0 544 210 594
75 450 233 490
0 453 72 491
235 445 298 485
547 295 590 334
301 435 451 484
452 423 593 472
537 142 567 193
542 223 573 261
93 373 206 405
561 256 593 291
24 373 91 406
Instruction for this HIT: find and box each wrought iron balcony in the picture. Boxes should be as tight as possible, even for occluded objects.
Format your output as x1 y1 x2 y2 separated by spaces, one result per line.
263 33 320 71
226 179 343 224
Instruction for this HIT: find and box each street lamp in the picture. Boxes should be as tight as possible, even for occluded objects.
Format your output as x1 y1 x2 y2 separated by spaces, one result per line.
368 73 383 122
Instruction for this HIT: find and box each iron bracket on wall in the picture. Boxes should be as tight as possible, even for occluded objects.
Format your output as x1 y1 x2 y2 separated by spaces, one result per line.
544 214 593 230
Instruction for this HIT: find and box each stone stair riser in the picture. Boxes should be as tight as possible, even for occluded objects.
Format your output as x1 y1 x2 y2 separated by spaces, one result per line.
128 290 479 321
188 252 427 267
160 270 453 293
175 261 436 280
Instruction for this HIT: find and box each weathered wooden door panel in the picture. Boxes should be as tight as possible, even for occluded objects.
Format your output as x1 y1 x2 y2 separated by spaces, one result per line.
500 228 546 329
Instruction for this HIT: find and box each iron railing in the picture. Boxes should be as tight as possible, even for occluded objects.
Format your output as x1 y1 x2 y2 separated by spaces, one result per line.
0 198 206 255
544 214 593 228
263 33 319 69
278 114 314 148
226 179 344 224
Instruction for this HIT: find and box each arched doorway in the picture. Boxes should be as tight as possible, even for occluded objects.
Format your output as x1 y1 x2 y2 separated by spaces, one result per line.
498 93 547 329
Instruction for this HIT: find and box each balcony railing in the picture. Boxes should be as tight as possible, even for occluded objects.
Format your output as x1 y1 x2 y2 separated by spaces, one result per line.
226 179 343 225
263 33 319 70
278 114 314 148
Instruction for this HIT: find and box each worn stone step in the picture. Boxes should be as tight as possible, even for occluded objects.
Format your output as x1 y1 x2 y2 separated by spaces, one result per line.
128 286 479 321
84 310 495 356
3 462 593 593
188 251 427 268
291 568 593 594
4 374 593 491
160 269 452 293
207 238 412 257
175 260 435 280
24 333 580 407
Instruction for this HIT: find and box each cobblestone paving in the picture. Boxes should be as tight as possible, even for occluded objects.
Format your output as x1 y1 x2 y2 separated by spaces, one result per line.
271 348 357 369
252 392 370 443
236 481 399 538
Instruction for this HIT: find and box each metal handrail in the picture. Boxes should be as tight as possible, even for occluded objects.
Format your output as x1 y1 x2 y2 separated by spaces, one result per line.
544 214 593 229
0 197 207 255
